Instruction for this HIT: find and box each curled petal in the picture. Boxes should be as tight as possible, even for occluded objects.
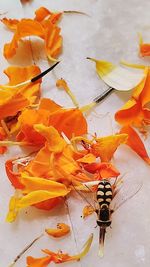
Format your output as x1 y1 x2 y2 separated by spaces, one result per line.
83 205 95 218
45 22 62 61
4 19 44 59
1 17 19 30
34 7 62 24
120 126 150 164
87 58 145 91
45 223 70 237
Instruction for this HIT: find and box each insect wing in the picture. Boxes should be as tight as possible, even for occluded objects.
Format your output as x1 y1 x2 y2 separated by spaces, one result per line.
110 175 143 212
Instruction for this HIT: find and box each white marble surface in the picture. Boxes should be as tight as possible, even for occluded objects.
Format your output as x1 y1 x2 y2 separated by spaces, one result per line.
0 0 150 266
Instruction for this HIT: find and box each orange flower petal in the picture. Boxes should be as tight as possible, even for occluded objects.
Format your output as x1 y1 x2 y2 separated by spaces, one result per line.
0 65 41 120
120 126 150 164
84 162 120 178
83 205 95 218
44 21 62 61
33 197 63 211
27 256 51 267
48 108 87 139
1 17 19 30
115 66 150 128
34 7 62 24
45 223 70 238
4 19 44 59
91 134 128 161
34 124 66 153
77 153 96 164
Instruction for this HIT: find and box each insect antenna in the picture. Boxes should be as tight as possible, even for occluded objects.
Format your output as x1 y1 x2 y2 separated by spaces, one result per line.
99 227 106 257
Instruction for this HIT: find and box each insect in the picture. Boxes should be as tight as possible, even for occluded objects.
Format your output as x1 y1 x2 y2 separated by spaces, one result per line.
77 175 142 257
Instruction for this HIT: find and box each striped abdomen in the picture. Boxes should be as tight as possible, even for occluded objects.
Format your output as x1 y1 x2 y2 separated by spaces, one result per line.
97 180 112 207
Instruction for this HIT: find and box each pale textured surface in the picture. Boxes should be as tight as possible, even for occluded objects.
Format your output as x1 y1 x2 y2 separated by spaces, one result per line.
0 0 150 266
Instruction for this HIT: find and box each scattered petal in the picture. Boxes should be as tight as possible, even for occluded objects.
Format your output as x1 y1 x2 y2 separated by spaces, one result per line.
45 223 70 237
83 205 95 218
87 58 145 91
120 126 150 164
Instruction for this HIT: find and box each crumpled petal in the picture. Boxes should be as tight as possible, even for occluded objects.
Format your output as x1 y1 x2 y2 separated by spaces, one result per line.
87 58 145 91
91 134 128 161
45 223 70 237
26 234 93 266
120 126 150 164
1 17 19 30
83 205 95 218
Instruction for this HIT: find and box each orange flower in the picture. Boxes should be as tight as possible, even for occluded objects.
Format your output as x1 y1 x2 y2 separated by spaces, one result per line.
45 223 70 238
120 125 150 164
2 7 63 61
26 234 93 267
115 65 150 129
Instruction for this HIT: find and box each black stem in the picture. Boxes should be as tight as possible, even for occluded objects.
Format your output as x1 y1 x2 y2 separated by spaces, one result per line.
31 61 60 83
93 87 114 103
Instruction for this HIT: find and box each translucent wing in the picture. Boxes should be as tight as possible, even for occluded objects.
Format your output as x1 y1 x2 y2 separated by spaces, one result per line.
110 174 143 212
